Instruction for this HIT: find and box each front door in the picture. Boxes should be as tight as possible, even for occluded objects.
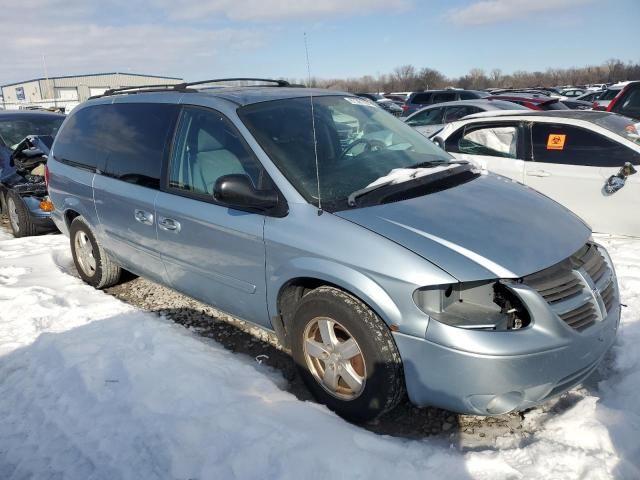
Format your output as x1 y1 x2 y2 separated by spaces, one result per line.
526 122 640 236
444 122 526 183
155 106 271 326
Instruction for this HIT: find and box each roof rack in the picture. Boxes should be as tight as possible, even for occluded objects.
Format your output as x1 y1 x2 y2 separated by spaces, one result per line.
93 84 187 99
174 78 290 89
92 78 292 99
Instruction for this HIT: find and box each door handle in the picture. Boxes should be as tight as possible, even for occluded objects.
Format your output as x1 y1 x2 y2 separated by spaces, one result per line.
134 209 154 225
526 170 551 177
158 217 181 232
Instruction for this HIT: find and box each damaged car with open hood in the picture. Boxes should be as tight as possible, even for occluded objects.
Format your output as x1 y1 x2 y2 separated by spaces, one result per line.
0 110 65 237
47 81 621 421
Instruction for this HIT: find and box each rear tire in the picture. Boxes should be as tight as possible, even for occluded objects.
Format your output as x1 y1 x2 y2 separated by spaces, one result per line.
291 286 405 422
6 191 38 237
69 217 121 288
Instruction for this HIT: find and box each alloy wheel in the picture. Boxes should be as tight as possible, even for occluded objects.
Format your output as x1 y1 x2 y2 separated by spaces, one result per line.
74 231 97 276
302 316 366 400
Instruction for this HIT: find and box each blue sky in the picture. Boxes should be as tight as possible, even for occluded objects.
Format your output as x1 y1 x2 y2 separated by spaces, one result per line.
1 0 639 85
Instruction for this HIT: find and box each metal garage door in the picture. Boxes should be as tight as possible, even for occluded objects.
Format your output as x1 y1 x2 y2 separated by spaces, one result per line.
55 87 78 100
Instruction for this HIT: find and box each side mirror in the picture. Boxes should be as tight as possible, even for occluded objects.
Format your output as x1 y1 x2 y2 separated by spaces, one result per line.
432 137 445 149
214 174 279 212
604 162 637 195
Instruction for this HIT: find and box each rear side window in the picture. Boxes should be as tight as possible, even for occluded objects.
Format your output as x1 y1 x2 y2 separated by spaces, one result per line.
600 89 621 100
432 92 456 103
53 103 178 189
460 91 481 100
405 108 443 127
531 123 637 167
411 93 432 105
443 106 482 123
101 103 178 189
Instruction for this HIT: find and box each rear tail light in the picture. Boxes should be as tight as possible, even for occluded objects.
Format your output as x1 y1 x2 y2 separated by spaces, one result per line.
402 104 409 113
44 164 50 187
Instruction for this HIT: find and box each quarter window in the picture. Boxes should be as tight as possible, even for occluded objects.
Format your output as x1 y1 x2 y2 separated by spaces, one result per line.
443 106 482 123
168 107 268 196
531 123 634 167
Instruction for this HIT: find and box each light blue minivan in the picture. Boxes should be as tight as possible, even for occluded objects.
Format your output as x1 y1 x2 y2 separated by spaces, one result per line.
47 79 620 421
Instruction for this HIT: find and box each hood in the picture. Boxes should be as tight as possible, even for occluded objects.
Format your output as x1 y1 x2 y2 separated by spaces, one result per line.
335 173 590 281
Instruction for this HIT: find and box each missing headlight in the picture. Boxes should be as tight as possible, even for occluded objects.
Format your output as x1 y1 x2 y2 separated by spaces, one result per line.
413 281 530 331
493 282 530 330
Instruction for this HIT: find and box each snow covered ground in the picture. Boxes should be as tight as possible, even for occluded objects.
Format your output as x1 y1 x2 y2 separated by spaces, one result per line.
0 227 638 480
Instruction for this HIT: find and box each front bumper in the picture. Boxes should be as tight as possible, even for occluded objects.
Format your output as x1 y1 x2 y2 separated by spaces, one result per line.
394 243 621 415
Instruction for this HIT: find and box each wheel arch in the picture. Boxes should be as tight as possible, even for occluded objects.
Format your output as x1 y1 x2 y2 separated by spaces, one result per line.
271 259 403 349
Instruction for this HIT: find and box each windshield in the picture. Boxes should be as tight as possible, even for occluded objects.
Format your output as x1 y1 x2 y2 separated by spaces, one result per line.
0 116 64 149
238 95 452 209
593 114 640 145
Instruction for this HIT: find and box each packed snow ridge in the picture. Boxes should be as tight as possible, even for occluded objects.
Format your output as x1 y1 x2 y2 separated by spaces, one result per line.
0 228 639 479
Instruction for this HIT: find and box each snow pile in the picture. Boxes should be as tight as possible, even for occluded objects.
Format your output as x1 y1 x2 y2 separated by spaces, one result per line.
367 164 455 188
0 232 639 479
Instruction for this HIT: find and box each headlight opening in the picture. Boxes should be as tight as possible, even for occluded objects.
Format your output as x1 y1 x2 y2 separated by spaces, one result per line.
414 281 531 331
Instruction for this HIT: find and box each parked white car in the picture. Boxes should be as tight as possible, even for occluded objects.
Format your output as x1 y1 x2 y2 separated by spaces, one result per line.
434 111 640 237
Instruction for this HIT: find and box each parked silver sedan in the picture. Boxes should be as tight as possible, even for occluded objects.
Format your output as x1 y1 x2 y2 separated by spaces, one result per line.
403 99 528 137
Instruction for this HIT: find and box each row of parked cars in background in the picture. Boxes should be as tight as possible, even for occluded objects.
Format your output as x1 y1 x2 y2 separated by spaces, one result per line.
0 77 630 422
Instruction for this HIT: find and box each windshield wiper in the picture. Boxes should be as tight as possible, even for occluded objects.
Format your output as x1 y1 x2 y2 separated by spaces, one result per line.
347 162 473 207
408 159 467 169
347 179 396 207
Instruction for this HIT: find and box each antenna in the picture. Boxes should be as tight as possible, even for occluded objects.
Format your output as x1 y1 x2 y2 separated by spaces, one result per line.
304 32 322 212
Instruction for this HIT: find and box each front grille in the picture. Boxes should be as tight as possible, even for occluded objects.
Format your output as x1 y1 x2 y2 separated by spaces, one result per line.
524 264 583 304
601 282 615 313
524 243 616 332
572 243 608 284
559 303 598 331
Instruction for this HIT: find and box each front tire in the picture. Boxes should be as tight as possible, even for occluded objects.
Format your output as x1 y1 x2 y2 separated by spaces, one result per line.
69 217 121 288
6 191 38 237
291 286 405 422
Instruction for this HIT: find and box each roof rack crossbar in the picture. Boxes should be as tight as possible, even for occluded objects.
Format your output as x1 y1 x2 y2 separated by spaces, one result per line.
175 78 290 89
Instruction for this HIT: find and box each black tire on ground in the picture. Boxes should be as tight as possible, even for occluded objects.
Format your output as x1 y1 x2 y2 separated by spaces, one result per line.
6 190 39 237
69 217 121 288
290 286 406 422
